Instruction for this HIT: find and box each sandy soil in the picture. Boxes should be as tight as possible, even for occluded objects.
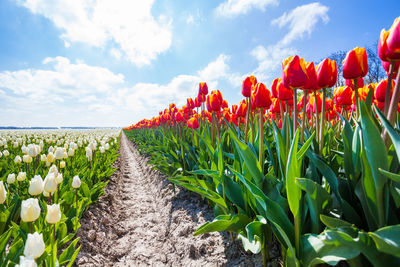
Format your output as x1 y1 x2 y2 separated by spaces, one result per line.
75 132 265 266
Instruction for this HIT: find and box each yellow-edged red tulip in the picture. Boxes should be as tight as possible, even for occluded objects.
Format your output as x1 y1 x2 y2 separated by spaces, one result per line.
387 17 400 55
187 116 199 129
305 62 319 90
282 55 308 89
334 86 353 106
199 82 208 95
251 83 272 109
242 75 257 97
343 47 368 79
316 59 337 88
375 79 395 102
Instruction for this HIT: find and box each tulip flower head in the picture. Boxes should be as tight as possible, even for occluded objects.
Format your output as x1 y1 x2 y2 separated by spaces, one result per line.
46 204 61 224
28 175 44 196
343 47 368 79
242 75 257 97
16 256 37 267
17 172 26 182
199 82 208 95
7 173 16 184
21 198 41 223
72 175 81 189
282 55 308 89
44 173 57 193
316 59 337 88
0 181 6 204
251 83 272 109
23 232 45 259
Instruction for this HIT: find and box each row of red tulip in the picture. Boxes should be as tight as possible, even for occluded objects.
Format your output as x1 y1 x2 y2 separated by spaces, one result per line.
125 17 400 133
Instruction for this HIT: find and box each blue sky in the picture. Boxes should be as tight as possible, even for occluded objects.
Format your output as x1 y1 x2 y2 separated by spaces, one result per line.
0 0 398 127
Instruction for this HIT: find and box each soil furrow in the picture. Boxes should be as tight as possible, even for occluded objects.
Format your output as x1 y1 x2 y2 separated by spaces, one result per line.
75 132 262 266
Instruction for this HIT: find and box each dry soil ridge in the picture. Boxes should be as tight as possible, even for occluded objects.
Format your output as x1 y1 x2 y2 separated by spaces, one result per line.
75 132 263 266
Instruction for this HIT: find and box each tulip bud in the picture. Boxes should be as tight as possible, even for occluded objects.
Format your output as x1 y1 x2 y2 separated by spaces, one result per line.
16 255 37 267
199 82 208 95
282 55 308 89
44 173 57 193
17 172 26 182
316 59 337 88
21 198 41 222
60 161 66 169
47 152 55 163
387 17 400 55
49 165 58 175
46 204 61 224
3 150 9 157
68 148 74 157
54 147 64 160
40 154 47 162
23 232 45 259
23 155 32 164
342 47 368 79
28 175 44 196
56 173 63 184
7 173 16 184
251 83 272 108
72 175 81 189
43 190 50 198
242 76 257 97
14 155 22 164
0 181 7 204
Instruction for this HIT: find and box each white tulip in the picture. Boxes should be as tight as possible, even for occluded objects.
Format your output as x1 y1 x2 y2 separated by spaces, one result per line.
16 256 37 267
21 198 41 222
3 150 9 157
56 173 63 184
23 155 32 164
46 204 61 224
40 154 47 162
7 173 16 184
43 173 57 193
0 181 7 204
23 232 45 259
28 175 44 196
46 152 55 163
17 172 26 181
72 175 81 189
14 155 22 164
60 161 66 168
54 147 64 160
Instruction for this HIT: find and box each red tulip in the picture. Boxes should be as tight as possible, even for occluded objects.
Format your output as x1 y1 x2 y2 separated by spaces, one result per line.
199 82 208 95
236 100 247 117
305 62 319 90
334 86 353 106
316 59 337 88
276 78 293 101
187 98 195 109
387 17 400 55
345 78 364 90
379 28 400 61
187 116 199 129
242 75 257 97
375 79 396 102
382 60 400 77
206 92 221 112
343 47 368 79
251 83 272 109
271 78 279 98
282 55 308 89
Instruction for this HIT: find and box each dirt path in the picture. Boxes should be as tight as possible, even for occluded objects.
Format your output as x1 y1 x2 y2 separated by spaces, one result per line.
75 132 262 266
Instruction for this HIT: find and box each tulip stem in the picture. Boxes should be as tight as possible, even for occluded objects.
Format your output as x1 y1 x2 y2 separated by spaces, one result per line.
293 89 298 135
384 69 400 147
319 88 327 155
384 61 395 117
279 100 284 121
244 97 250 143
300 91 308 143
285 101 290 156
30 222 33 234
314 91 319 146
259 109 264 173
354 79 359 119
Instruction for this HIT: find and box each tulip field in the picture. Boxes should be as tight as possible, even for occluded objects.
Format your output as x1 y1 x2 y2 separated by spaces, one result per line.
124 17 400 266
0 129 119 266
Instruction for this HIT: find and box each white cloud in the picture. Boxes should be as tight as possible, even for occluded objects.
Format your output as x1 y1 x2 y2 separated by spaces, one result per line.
18 0 172 66
215 0 278 17
0 54 240 126
271 2 329 46
249 2 329 85
186 15 195 25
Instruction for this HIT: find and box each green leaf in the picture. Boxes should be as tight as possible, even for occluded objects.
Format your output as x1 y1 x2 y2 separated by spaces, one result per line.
370 225 400 257
378 168 400 183
227 127 264 187
286 130 301 218
320 215 352 228
223 176 246 212
194 214 252 236
375 106 400 161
